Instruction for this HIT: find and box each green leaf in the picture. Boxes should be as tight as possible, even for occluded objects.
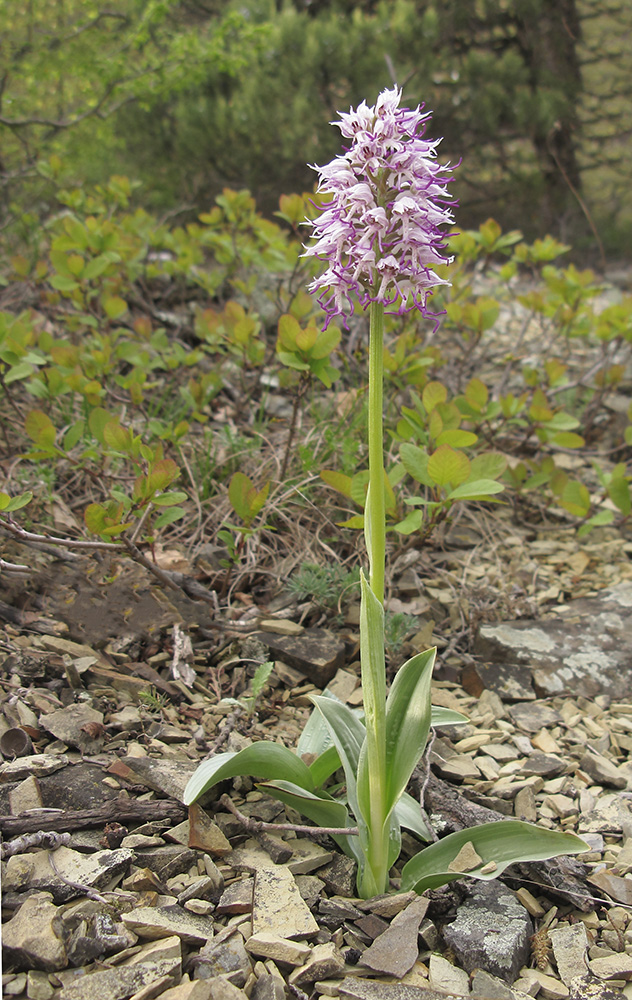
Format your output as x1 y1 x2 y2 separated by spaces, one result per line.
559 480 591 517
422 381 447 413
469 452 507 480
320 470 353 499
24 410 56 448
382 648 434 816
102 295 128 319
153 506 185 529
427 446 470 487
608 477 631 517
446 479 505 501
400 443 433 487
436 429 478 448
401 821 589 894
0 490 32 513
103 420 131 453
394 792 433 842
49 274 80 293
393 509 424 535
308 745 342 788
151 491 189 506
63 420 85 451
430 707 469 727
312 696 366 823
551 432 585 449
183 744 315 806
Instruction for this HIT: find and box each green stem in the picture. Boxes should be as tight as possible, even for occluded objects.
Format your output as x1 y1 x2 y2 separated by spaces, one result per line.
358 298 390 897
367 300 385 603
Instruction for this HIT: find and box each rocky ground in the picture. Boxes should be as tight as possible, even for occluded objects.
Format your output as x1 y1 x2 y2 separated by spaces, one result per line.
2 524 632 1000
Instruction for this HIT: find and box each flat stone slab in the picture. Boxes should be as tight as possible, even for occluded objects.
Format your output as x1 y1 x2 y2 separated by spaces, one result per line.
474 582 632 700
338 978 467 1000
3 845 133 903
360 896 429 977
248 628 346 687
121 905 214 944
252 866 319 939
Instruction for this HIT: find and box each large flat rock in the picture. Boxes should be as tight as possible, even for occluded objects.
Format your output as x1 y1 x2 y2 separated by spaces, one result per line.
473 582 632 700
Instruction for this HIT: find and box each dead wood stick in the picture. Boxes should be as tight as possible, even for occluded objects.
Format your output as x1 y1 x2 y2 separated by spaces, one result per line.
219 794 359 838
414 769 594 912
0 797 186 837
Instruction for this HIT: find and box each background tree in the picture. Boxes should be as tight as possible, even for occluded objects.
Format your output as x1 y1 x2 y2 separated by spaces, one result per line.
0 0 629 260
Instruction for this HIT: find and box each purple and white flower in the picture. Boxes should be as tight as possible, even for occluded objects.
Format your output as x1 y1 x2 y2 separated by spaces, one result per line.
303 87 456 327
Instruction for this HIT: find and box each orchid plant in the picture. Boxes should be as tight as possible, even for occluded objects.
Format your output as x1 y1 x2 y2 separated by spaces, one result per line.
184 88 587 898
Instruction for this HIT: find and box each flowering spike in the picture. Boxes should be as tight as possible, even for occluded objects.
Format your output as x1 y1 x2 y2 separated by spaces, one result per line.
303 86 456 328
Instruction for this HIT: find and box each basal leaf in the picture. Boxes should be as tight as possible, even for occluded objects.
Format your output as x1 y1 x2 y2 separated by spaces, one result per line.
430 706 469 727
394 791 433 842
183 744 315 806
312 695 366 821
383 648 434 816
401 821 588 894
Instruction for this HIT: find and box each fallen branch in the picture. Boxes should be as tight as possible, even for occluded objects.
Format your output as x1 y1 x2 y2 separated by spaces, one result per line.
0 796 186 837
219 793 359 839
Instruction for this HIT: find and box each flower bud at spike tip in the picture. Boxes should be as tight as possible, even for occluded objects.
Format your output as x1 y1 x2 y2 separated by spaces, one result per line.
303 86 456 328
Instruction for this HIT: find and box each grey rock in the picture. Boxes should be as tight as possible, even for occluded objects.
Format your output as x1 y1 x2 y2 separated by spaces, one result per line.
3 845 133 903
519 753 566 778
177 875 223 906
317 853 357 896
116 755 198 800
318 896 364 928
250 972 286 1000
2 892 68 972
195 926 253 987
0 754 69 782
217 877 254 914
568 976 627 999
442 881 533 982
39 703 104 752
578 792 632 835
249 627 346 687
9 774 43 815
475 582 632 700
252 866 319 939
245 930 311 966
507 702 562 733
294 873 325 908
37 762 121 811
121 904 213 944
361 896 429 977
549 922 589 986
579 750 627 789
287 941 346 986
205 979 250 1000
338 976 467 999
56 960 175 1000
60 899 137 965
3 973 28 996
465 658 536 702
26 969 55 1000
428 954 470 995
470 969 533 999
132 844 199 880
